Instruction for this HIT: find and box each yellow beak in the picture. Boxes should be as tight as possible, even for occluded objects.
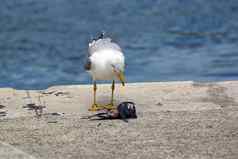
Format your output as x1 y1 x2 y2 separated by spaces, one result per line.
117 71 125 86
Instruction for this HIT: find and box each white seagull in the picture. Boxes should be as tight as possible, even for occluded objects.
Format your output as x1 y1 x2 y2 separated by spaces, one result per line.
85 32 125 111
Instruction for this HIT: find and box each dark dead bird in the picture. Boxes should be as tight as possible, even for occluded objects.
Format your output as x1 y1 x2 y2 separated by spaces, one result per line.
81 101 137 122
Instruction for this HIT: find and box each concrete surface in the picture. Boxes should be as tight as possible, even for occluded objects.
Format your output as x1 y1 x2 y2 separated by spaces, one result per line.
0 81 238 159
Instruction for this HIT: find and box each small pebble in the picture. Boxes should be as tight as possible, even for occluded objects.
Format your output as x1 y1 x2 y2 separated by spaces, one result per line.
48 121 58 123
0 105 6 109
51 112 65 116
157 102 163 106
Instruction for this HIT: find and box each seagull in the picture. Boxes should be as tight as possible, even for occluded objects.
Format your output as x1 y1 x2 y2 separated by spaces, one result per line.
84 32 125 111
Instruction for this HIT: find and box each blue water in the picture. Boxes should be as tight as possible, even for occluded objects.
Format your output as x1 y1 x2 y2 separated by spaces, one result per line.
0 0 238 89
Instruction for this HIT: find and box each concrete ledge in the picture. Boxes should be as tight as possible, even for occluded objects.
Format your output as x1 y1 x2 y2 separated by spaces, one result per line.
0 81 238 158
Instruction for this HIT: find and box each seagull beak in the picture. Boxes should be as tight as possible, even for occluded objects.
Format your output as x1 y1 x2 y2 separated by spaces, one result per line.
117 71 125 86
112 65 125 86
113 69 125 86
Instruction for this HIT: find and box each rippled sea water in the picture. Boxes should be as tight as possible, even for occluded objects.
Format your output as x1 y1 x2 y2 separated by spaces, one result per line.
0 0 238 89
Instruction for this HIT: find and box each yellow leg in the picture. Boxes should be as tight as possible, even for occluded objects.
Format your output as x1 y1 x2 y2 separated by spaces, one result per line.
104 80 116 110
111 80 115 105
88 81 102 111
88 80 116 111
93 81 97 105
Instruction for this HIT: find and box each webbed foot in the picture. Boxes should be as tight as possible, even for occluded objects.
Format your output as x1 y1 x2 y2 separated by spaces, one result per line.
88 104 116 111
103 103 117 110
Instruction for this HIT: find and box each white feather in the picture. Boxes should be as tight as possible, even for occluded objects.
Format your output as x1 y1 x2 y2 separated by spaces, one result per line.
88 49 125 81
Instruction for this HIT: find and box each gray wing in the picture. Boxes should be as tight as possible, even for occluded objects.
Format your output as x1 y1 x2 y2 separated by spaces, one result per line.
88 38 122 56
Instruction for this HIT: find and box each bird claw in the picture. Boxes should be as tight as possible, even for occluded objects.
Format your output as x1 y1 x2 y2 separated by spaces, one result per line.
88 104 102 111
103 103 117 111
88 104 116 112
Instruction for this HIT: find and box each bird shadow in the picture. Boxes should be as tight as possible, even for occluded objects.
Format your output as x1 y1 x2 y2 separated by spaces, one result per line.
86 116 129 123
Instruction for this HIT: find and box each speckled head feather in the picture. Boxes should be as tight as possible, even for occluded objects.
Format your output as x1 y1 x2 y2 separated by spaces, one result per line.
88 37 122 57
